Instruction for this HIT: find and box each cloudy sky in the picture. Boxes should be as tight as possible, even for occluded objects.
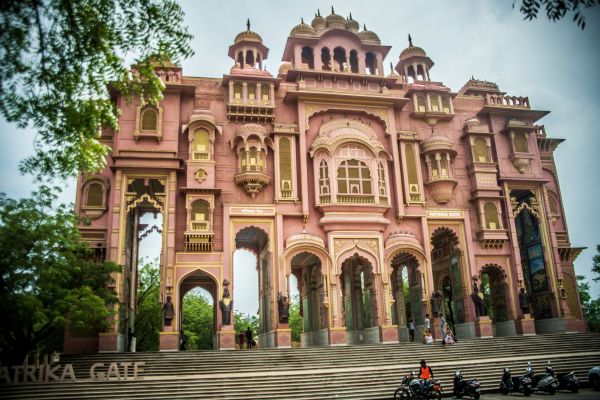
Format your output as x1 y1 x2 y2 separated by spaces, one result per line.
1 1 598 313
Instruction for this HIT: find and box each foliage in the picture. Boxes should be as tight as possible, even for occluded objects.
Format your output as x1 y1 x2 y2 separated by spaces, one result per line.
514 0 599 29
134 259 161 351
181 291 215 350
234 310 259 340
592 244 600 282
289 295 302 343
0 187 120 364
0 0 194 179
577 274 600 332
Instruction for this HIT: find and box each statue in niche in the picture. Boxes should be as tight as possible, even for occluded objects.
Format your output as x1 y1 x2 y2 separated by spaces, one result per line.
519 287 530 316
431 289 443 318
219 279 233 326
471 276 488 317
162 296 175 327
277 292 289 324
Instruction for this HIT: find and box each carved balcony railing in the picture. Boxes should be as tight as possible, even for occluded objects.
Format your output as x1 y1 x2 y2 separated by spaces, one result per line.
485 94 530 109
336 194 375 204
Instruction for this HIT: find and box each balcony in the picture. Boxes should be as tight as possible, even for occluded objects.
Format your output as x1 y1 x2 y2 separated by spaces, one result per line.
424 177 458 204
234 166 271 198
184 231 214 252
336 193 375 204
485 94 530 108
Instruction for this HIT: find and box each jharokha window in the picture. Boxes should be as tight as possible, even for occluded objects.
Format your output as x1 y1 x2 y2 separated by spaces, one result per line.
192 129 210 160
191 200 210 231
337 160 372 196
141 107 158 131
319 160 331 200
86 183 104 207
513 132 529 153
80 178 108 219
484 202 501 229
473 137 490 162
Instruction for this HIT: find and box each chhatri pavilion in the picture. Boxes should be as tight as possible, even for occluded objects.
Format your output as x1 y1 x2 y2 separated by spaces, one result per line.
70 9 587 353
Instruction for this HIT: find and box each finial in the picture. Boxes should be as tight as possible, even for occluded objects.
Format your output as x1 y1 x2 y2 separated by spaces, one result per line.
247 19 251 31
331 6 335 14
301 17 304 24
349 12 353 20
408 34 413 47
317 9 321 17
363 24 367 30
390 62 394 73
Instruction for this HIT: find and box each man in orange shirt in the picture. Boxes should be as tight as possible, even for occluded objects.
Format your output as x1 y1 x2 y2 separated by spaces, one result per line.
419 359 434 380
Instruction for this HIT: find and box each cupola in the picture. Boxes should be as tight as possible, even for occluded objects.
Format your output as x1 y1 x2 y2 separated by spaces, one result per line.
347 13 360 32
228 20 269 70
311 9 326 31
325 7 347 29
290 18 317 37
357 24 381 45
396 35 434 82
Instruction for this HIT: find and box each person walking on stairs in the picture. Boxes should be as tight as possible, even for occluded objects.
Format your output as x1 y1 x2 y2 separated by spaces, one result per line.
245 326 254 349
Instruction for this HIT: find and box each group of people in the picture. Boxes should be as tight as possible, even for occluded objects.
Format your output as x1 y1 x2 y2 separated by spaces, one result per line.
408 313 456 346
237 327 256 350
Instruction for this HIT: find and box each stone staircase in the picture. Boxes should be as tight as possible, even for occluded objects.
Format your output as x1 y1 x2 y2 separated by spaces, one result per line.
2 333 600 399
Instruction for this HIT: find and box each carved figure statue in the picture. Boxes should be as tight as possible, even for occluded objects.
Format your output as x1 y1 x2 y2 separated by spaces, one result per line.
219 279 233 326
471 276 488 317
162 296 175 327
431 290 443 317
278 292 290 324
519 288 530 316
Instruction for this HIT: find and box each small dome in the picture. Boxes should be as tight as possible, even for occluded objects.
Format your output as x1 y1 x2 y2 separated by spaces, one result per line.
399 45 427 61
235 29 263 44
386 63 400 79
326 7 347 29
358 25 380 44
278 62 292 75
420 135 456 155
347 14 359 32
290 19 316 37
311 10 326 30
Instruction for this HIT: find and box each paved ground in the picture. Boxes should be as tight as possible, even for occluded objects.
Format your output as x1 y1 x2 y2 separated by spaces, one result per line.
461 388 598 399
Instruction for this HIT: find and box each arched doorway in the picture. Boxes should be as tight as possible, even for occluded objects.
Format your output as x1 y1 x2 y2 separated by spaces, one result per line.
179 271 217 350
480 265 513 336
390 252 423 341
340 253 378 344
431 228 465 330
512 190 553 320
234 226 270 347
290 252 326 346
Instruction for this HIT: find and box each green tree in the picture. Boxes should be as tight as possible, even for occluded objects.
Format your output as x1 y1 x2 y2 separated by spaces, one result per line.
0 187 120 364
288 295 302 343
577 274 600 332
181 291 215 350
0 0 193 179
592 244 600 282
134 259 161 351
514 0 600 29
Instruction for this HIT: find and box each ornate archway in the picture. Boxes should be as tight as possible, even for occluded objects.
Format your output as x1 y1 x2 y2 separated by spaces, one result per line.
390 251 424 341
178 269 218 350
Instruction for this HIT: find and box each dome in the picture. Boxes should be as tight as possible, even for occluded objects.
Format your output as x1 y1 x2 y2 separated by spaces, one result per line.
311 10 326 30
325 7 347 29
278 62 292 75
347 14 359 32
420 135 456 155
399 45 427 61
234 30 263 44
358 25 380 44
290 19 316 37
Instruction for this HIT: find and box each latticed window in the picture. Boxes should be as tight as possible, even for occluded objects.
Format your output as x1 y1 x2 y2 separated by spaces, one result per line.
233 83 242 100
247 83 256 100
378 162 387 200
261 85 270 101
484 202 500 229
430 154 439 177
440 154 449 177
192 129 210 160
514 132 528 153
337 159 372 195
319 160 330 195
405 143 420 199
86 183 103 207
239 149 247 170
473 137 490 162
429 94 440 112
191 200 210 231
416 95 426 112
249 147 258 171
442 97 451 114
279 137 292 197
141 107 158 131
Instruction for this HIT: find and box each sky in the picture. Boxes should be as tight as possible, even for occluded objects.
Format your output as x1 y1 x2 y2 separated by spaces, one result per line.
0 1 598 312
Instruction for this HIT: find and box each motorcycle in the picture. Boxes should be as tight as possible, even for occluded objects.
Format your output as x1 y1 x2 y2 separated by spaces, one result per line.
525 361 559 394
394 372 444 400
453 369 481 399
499 366 533 396
546 362 579 393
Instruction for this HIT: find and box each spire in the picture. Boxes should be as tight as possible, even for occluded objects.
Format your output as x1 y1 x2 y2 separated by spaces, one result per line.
246 19 251 31
301 17 304 24
331 6 335 14
317 9 321 17
408 34 413 47
390 62 394 74
363 24 367 30
349 12 353 20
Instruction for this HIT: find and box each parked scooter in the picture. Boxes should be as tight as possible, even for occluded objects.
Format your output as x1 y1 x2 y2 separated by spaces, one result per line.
394 371 444 399
453 369 480 399
545 362 579 393
499 365 533 396
525 361 559 394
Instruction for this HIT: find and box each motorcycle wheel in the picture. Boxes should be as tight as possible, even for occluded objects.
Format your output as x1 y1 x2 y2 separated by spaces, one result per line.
453 391 463 399
393 388 405 400
523 387 531 397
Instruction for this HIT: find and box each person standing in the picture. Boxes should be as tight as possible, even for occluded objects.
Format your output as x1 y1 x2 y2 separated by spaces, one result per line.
419 359 434 380
424 314 431 331
245 326 253 350
408 318 415 342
